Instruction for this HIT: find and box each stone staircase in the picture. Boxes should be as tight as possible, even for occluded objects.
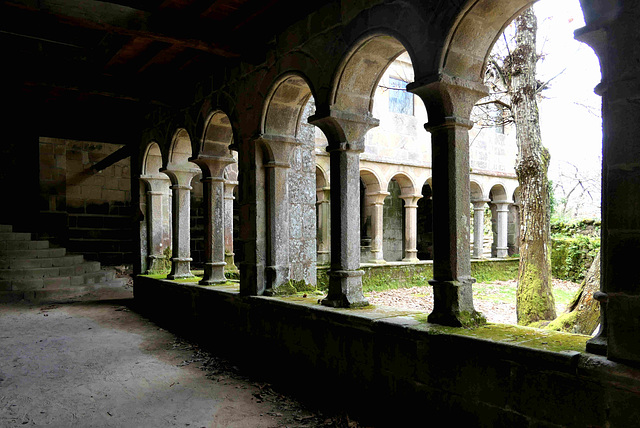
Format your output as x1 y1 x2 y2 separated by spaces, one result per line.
0 225 128 303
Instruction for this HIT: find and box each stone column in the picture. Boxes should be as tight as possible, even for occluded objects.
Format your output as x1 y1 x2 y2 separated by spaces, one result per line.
309 109 379 307
192 155 236 284
409 76 487 326
575 2 640 363
367 191 390 263
140 175 171 273
224 178 238 272
471 199 489 259
316 186 331 265
161 167 200 279
400 194 422 262
257 135 301 295
494 201 512 258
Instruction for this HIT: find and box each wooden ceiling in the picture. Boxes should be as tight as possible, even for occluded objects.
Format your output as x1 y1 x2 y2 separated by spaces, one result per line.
1 0 322 115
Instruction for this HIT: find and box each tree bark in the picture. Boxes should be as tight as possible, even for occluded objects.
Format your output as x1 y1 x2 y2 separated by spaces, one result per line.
546 250 601 334
511 8 557 325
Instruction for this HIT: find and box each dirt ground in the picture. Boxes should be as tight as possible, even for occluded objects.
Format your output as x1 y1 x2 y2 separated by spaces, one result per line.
0 291 362 428
366 278 581 325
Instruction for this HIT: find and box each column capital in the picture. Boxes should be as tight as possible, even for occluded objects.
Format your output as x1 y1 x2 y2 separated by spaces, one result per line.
191 155 236 180
408 73 489 125
365 191 390 205
493 200 514 211
471 198 490 208
309 108 379 153
140 174 171 192
254 134 301 166
399 193 423 207
161 166 200 186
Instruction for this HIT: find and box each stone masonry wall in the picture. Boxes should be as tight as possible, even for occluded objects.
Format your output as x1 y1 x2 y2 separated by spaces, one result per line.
39 138 134 266
288 100 317 285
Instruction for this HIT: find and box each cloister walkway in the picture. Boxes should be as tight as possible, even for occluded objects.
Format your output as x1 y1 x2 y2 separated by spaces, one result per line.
0 293 350 428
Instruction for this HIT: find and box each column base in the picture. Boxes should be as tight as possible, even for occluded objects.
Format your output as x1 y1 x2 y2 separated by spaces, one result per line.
427 278 485 327
321 269 368 308
317 251 330 266
264 265 291 296
402 257 420 263
239 262 265 296
200 262 227 285
146 254 169 274
167 257 193 279
585 335 607 356
224 252 238 273
496 247 509 258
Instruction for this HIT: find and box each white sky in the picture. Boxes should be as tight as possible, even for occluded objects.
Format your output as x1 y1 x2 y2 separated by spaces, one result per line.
534 0 603 185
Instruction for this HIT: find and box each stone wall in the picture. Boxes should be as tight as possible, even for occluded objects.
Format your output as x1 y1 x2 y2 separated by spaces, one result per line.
288 101 317 285
134 276 640 427
39 138 134 265
382 179 404 261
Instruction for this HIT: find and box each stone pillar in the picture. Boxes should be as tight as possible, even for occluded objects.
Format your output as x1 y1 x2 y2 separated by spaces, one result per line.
237 135 266 296
258 135 301 295
367 191 390 263
494 201 512 258
575 2 640 363
316 186 331 265
192 155 236 284
471 199 489 259
400 194 422 262
161 167 200 279
224 178 238 272
409 76 487 326
140 175 171 273
309 109 379 307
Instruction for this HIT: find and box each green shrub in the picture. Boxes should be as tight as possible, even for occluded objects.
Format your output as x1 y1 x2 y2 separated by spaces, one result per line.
551 236 599 283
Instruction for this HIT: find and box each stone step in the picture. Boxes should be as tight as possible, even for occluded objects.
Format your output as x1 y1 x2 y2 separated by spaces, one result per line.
0 232 32 241
0 254 85 270
0 260 102 280
0 247 66 260
0 225 13 233
0 268 119 292
0 240 50 251
0 277 129 303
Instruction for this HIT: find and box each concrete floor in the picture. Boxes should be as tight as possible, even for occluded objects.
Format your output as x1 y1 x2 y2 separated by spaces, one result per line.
0 290 354 427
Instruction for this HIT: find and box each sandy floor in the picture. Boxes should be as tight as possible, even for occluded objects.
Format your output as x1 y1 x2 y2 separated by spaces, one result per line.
0 296 359 428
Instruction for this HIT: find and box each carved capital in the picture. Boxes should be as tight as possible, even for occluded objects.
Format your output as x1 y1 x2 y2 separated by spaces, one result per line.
309 108 379 153
408 73 488 126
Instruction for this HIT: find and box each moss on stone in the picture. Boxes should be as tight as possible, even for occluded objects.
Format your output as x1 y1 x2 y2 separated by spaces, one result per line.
421 321 589 353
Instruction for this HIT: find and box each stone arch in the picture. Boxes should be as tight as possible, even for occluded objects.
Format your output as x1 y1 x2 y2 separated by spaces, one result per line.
470 181 484 201
199 110 235 157
142 142 164 177
388 172 418 197
360 168 383 194
167 128 197 170
332 34 413 117
441 0 534 82
489 183 509 202
262 73 316 139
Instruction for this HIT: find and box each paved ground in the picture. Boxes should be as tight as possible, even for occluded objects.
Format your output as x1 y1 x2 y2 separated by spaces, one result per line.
0 290 361 428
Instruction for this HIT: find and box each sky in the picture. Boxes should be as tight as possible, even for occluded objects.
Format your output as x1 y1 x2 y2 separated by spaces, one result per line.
533 0 603 217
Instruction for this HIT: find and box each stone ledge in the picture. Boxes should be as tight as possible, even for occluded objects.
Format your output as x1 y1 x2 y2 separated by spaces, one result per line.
133 276 640 427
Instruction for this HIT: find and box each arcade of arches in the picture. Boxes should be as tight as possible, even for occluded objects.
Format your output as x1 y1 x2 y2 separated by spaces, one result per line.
4 0 640 425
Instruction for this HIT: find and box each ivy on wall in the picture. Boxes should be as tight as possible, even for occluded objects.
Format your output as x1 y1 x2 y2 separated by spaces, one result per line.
550 218 600 283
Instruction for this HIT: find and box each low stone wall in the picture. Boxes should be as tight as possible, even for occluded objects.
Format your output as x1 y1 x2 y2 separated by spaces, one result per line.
317 258 519 289
134 276 640 427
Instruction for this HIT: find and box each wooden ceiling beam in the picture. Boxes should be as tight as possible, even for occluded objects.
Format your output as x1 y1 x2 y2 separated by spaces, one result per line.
4 0 241 57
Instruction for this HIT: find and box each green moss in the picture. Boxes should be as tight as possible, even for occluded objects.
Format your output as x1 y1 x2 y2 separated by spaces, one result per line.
422 322 589 353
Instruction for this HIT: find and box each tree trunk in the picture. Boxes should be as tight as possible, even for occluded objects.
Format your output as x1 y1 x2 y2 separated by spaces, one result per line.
512 8 557 325
546 250 601 335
